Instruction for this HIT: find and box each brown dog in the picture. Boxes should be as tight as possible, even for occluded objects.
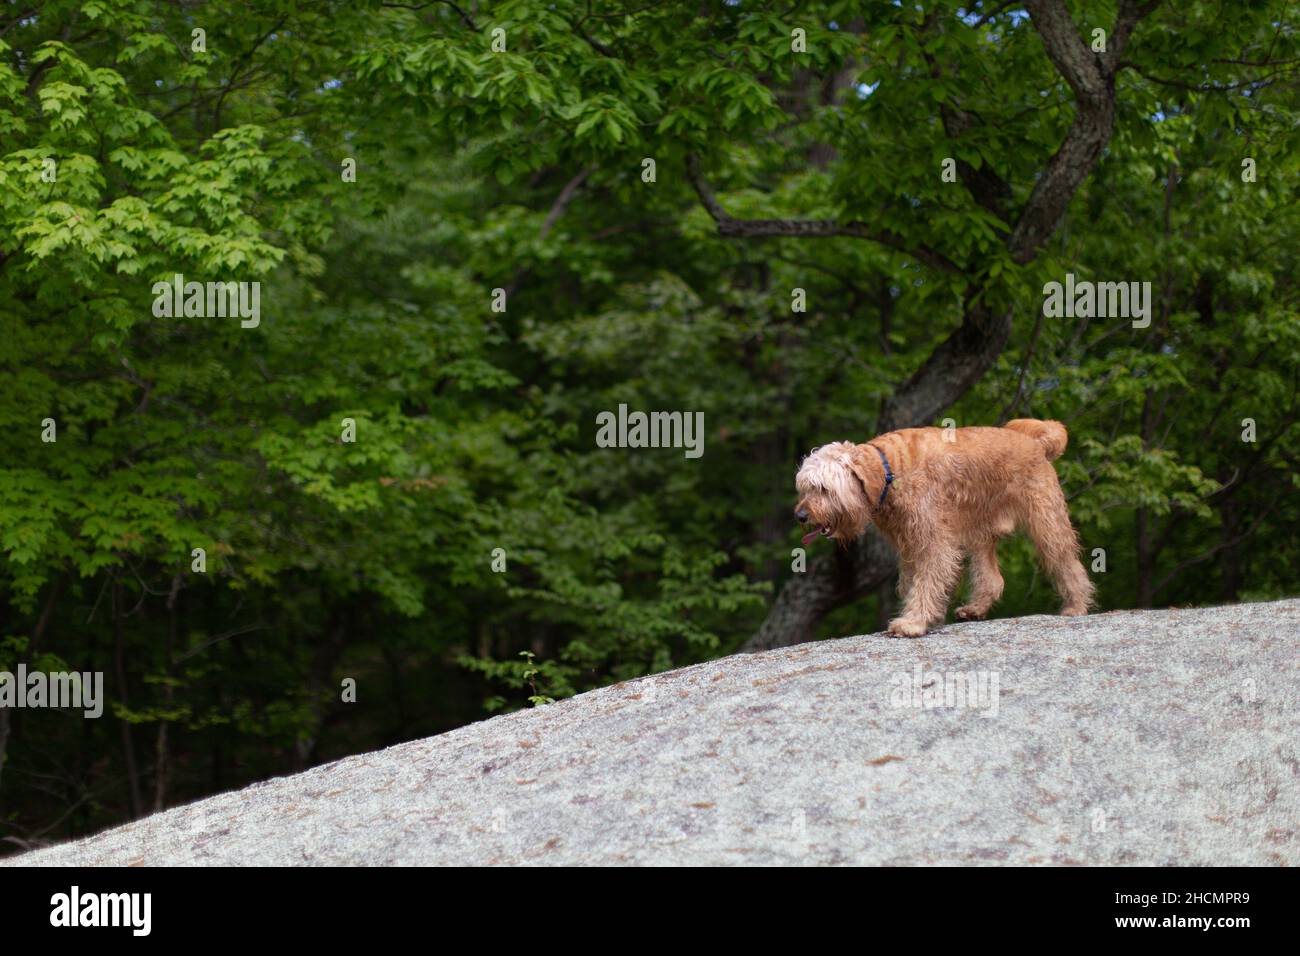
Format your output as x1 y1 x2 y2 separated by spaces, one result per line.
794 419 1094 637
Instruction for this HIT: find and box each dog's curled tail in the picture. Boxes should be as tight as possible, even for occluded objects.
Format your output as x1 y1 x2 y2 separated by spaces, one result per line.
1004 419 1068 461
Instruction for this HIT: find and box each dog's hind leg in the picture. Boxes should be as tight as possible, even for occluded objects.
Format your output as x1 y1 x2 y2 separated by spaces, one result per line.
956 539 1004 621
1021 479 1094 616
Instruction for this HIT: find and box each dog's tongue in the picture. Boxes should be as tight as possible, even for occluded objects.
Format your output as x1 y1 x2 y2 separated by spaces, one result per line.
801 530 820 546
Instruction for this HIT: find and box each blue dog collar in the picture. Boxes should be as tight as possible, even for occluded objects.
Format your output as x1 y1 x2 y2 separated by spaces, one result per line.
870 444 894 508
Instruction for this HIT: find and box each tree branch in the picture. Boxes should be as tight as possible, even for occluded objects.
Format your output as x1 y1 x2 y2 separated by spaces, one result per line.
685 154 962 275
381 1 478 31
1007 0 1159 262
1151 501 1275 599
1107 0 1162 71
504 166 596 297
1024 0 1110 103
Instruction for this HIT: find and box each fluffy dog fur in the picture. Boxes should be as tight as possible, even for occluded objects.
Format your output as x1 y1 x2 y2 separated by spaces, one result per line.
794 419 1094 637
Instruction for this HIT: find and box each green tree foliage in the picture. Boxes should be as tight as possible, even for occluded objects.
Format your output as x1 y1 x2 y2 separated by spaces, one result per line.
1 0 1296 848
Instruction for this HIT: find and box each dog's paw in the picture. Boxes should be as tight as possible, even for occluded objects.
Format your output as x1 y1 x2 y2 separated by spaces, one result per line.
954 604 988 621
887 617 928 638
1060 605 1088 617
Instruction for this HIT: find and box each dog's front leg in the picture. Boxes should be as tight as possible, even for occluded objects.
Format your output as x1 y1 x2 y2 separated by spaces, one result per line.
955 539 1004 621
888 543 962 637
896 559 913 604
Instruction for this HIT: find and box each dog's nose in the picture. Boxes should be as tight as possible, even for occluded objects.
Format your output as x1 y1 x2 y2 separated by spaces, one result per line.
794 508 809 523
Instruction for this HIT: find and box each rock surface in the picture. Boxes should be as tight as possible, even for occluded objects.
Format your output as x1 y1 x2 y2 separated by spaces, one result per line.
7 600 1299 866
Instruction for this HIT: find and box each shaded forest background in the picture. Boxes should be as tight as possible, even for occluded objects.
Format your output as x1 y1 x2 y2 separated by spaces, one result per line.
1 0 1297 851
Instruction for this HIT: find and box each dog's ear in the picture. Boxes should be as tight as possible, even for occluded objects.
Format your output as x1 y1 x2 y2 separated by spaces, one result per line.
844 445 880 507
814 445 871 541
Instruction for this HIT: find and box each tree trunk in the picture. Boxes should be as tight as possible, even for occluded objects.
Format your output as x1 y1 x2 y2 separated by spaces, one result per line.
1134 386 1160 607
745 529 899 651
1218 495 1244 602
154 572 182 813
0 707 10 799
1135 506 1154 608
113 578 144 819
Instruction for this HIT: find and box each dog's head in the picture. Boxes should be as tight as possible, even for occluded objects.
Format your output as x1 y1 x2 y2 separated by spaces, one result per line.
793 441 873 546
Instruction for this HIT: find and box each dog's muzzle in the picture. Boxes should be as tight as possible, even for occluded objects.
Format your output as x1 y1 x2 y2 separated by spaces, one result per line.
797 513 832 545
